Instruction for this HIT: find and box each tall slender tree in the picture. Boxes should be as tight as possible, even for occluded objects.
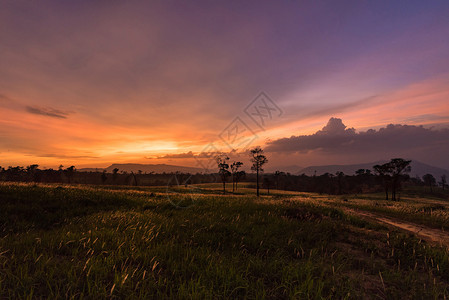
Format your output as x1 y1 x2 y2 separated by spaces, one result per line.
250 147 268 197
230 161 243 192
216 155 231 194
234 169 245 192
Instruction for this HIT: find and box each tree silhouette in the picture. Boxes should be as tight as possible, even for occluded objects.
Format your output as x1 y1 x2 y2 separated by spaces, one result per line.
263 177 271 194
354 169 372 193
58 165 64 183
250 146 268 197
355 169 365 176
373 159 411 201
234 169 245 191
336 171 345 195
230 161 243 192
112 168 119 184
373 163 393 200
26 164 39 182
101 170 108 184
273 171 285 190
423 173 436 193
131 171 138 186
65 166 76 184
439 175 447 190
216 155 231 194
389 158 411 201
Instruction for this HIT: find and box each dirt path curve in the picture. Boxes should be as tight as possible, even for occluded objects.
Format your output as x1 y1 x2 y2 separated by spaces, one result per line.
345 209 449 248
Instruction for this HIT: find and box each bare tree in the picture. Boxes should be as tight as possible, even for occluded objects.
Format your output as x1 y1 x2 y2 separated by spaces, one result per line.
250 147 268 197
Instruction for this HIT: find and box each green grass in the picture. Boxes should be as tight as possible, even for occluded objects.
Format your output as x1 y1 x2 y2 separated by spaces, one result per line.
0 183 448 298
324 188 449 231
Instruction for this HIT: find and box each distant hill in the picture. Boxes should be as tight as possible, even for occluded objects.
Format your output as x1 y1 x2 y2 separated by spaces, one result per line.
298 160 449 179
298 161 384 176
266 165 302 174
79 163 204 174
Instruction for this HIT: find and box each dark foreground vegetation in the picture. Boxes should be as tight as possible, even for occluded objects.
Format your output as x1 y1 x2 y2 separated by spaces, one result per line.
1 183 449 298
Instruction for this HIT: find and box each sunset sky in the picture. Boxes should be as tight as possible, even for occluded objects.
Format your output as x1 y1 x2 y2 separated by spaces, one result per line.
1 1 449 170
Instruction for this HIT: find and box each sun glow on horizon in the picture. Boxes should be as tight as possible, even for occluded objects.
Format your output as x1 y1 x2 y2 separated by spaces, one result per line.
1 1 449 169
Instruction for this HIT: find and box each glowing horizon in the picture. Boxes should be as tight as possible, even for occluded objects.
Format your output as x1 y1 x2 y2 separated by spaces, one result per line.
1 1 449 170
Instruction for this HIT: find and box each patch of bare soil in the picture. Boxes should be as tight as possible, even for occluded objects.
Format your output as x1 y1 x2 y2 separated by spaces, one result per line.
345 209 449 248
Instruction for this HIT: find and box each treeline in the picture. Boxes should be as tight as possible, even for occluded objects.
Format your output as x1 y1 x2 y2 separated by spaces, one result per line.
263 159 446 198
0 158 446 199
0 165 220 186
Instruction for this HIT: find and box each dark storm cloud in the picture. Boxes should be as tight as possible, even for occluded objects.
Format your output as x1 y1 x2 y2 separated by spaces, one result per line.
26 106 71 119
266 118 449 154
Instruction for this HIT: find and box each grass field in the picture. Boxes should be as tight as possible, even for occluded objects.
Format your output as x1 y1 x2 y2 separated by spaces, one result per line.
1 182 449 299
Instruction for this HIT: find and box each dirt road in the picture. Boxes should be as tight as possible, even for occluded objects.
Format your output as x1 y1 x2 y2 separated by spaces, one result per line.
345 209 449 248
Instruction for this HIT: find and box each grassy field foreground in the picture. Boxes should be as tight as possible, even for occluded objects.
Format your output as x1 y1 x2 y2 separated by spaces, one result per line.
0 183 449 299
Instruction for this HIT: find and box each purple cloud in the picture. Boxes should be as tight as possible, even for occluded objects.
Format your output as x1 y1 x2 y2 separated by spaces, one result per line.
266 118 449 156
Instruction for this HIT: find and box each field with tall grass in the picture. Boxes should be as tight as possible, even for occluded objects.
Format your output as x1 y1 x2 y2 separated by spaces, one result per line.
1 182 449 299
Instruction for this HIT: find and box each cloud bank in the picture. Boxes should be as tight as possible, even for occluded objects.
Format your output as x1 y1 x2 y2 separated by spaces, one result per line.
266 118 449 156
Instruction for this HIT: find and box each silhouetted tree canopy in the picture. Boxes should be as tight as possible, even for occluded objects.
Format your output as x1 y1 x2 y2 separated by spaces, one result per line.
250 147 268 197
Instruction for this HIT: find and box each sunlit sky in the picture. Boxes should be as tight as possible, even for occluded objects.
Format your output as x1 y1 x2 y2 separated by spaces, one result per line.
1 1 449 170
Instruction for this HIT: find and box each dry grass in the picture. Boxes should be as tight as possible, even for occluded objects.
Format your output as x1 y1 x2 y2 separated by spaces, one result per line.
0 182 448 298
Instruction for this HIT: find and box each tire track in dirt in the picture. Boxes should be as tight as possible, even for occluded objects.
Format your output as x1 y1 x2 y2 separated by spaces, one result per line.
345 209 449 248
